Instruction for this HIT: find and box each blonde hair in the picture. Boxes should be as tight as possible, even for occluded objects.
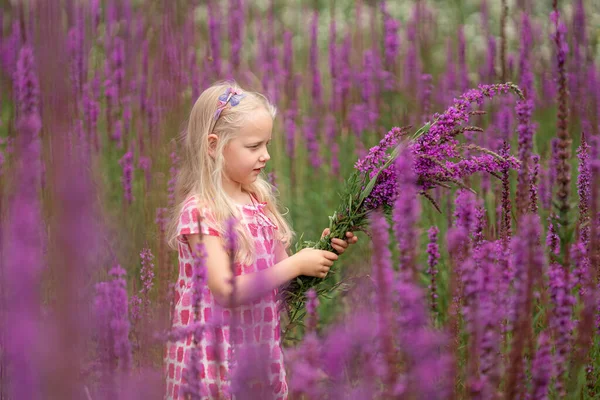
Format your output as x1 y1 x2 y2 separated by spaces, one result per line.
166 80 294 265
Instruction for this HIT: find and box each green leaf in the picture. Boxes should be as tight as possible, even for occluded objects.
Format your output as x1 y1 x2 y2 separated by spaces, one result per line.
358 173 379 206
410 121 432 141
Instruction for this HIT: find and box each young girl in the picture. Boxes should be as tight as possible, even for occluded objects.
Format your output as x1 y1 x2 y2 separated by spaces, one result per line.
163 81 358 400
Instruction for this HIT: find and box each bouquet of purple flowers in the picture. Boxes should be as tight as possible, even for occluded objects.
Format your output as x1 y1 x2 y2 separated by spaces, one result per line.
280 83 524 335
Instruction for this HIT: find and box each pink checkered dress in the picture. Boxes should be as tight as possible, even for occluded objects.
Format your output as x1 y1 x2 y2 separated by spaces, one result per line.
164 195 288 400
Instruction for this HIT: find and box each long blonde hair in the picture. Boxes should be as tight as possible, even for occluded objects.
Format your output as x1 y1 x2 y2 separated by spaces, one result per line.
166 80 294 265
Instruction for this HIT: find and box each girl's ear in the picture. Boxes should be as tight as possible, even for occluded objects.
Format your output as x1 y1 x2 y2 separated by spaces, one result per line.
207 133 218 158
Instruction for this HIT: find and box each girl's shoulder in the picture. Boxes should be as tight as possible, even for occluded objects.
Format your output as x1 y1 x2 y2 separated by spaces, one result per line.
177 196 220 240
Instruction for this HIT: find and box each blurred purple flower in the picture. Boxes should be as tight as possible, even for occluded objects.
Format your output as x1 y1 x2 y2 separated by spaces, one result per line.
531 332 552 399
228 0 244 75
119 151 134 205
305 288 319 332
393 148 420 280
548 261 575 396
309 10 322 107
303 116 322 170
94 265 133 390
381 1 400 72
283 107 296 159
207 1 222 77
138 156 152 190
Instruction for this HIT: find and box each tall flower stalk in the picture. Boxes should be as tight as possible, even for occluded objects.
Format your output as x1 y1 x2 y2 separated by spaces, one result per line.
551 1 572 265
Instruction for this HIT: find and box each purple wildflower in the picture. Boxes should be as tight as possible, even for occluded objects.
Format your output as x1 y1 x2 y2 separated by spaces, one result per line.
2 44 44 400
454 189 477 238
207 1 222 77
420 74 433 123
505 214 544 399
228 0 244 75
403 23 420 95
551 6 571 222
546 217 560 258
381 1 400 72
531 332 552 400
119 151 134 205
1 22 21 80
305 288 319 333
477 241 504 396
303 116 322 170
139 247 155 307
515 97 536 215
267 171 277 190
309 10 322 107
354 126 405 210
155 207 169 242
571 240 589 296
283 30 295 99
83 82 99 154
189 48 200 102
139 40 149 114
426 226 440 316
519 12 534 100
395 280 451 399
283 107 296 159
500 141 512 241
548 261 575 396
95 265 133 379
337 32 352 111
138 156 152 190
539 161 551 210
111 37 125 104
111 119 123 149
393 148 420 281
412 83 521 190
67 18 85 98
369 210 398 394
529 154 540 214
577 133 591 244
437 39 456 105
473 206 486 247
328 17 338 111
182 240 209 399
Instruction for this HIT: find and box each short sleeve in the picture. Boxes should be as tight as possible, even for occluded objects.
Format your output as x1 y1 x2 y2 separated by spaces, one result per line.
176 197 220 244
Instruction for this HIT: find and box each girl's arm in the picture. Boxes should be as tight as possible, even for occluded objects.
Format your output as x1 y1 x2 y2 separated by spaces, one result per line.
274 240 290 264
187 234 335 308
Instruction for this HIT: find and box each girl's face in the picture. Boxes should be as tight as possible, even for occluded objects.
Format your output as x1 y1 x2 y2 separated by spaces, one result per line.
222 109 273 187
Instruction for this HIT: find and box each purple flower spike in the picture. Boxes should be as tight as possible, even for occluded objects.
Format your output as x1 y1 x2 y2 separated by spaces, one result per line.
119 151 134 205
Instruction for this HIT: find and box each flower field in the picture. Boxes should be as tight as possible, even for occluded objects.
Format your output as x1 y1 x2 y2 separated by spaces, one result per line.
0 0 599 399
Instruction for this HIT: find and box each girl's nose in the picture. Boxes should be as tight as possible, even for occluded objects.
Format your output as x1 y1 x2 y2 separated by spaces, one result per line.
260 149 271 162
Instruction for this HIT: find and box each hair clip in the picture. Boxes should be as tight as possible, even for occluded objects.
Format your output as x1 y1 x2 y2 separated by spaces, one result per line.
214 87 246 120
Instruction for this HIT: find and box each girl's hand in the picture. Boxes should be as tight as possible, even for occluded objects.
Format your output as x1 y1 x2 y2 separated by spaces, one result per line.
321 228 358 255
293 248 338 279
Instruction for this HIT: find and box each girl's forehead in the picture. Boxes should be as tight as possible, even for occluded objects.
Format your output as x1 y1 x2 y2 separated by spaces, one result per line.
239 110 273 140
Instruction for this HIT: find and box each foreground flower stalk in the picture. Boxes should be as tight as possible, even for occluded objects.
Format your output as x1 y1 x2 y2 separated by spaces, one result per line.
281 83 524 335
